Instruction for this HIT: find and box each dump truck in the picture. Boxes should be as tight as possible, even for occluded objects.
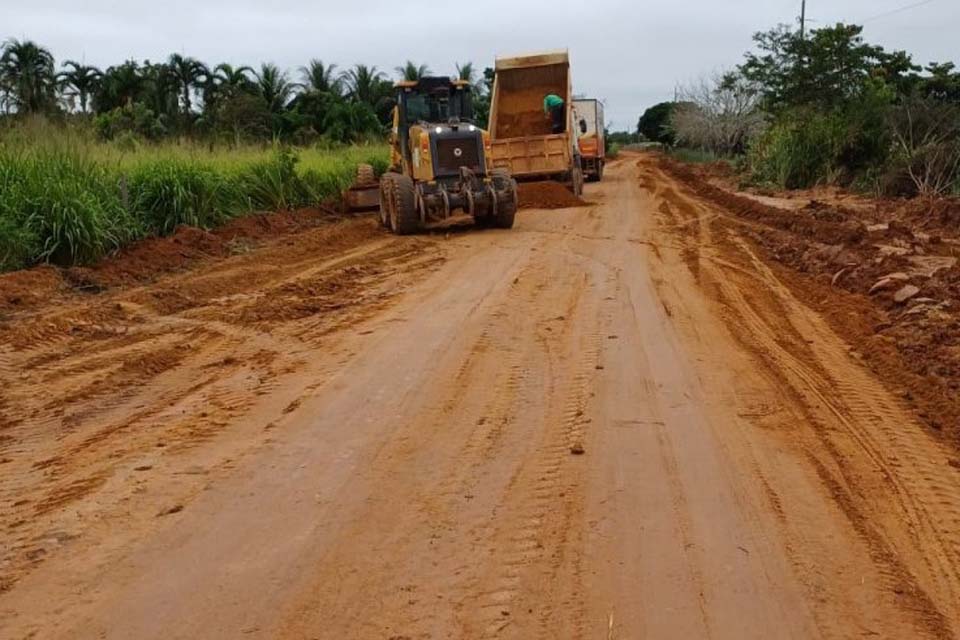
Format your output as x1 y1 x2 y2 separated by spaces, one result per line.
488 50 584 196
573 98 605 181
376 76 519 234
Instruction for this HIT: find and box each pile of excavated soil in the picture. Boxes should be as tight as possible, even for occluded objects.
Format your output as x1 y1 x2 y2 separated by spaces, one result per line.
0 266 66 312
518 182 588 210
653 155 960 448
0 206 343 313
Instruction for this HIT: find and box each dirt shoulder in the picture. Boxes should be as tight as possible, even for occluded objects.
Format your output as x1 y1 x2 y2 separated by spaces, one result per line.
654 155 960 454
0 206 353 315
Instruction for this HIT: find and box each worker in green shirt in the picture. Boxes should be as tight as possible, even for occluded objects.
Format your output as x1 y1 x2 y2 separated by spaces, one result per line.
543 93 565 133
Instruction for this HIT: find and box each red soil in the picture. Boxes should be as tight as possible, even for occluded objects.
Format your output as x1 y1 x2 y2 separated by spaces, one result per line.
518 182 588 210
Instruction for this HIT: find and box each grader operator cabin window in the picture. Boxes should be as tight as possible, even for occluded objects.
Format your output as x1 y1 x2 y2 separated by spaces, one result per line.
403 84 473 125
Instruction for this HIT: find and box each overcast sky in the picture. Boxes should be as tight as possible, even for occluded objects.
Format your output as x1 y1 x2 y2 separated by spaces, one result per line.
3 0 957 129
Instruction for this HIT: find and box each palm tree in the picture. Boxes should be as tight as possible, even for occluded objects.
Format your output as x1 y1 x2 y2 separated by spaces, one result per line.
455 62 485 93
256 63 294 113
0 39 58 113
167 53 208 115
455 62 476 84
395 61 430 82
341 64 387 106
94 60 147 111
299 59 340 95
59 61 102 113
212 63 255 93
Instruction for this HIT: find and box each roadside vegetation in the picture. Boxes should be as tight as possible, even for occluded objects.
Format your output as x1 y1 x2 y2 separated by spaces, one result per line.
0 120 388 271
638 23 960 196
0 39 497 272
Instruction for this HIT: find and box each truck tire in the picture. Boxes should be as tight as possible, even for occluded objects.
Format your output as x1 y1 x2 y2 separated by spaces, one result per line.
490 169 518 229
571 166 585 197
390 174 419 235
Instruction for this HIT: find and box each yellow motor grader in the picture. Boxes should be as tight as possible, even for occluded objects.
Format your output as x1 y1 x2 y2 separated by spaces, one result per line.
377 77 519 234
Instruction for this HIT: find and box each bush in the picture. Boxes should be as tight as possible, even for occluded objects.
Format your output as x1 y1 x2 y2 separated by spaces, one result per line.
238 147 307 211
888 96 960 197
748 84 893 190
637 102 679 145
96 103 167 142
128 160 239 234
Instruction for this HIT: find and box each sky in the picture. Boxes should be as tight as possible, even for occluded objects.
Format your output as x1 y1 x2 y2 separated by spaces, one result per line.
2 0 958 130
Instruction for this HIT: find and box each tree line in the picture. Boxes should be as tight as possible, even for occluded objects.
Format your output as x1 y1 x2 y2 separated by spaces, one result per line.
0 38 493 145
637 23 960 196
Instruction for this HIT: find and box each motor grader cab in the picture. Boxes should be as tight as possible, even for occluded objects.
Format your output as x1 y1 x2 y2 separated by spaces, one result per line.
378 77 518 234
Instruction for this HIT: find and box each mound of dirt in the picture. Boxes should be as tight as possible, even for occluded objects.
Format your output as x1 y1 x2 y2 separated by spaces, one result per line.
0 206 343 312
65 226 228 290
0 266 66 313
518 182 588 210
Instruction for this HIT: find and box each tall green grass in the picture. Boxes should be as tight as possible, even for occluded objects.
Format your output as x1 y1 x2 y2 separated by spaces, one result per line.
0 125 388 271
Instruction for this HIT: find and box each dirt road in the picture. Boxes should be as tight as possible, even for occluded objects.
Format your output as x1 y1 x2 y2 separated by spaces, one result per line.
2 156 960 639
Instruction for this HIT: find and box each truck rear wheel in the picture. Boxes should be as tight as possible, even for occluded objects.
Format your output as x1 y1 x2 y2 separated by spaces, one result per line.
390 174 419 235
570 166 585 196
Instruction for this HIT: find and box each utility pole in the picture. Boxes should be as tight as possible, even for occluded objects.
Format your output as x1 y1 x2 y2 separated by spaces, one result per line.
800 0 807 39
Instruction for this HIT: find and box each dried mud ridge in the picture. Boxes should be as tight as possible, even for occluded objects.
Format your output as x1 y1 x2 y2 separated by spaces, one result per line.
655 156 960 453
2 155 960 639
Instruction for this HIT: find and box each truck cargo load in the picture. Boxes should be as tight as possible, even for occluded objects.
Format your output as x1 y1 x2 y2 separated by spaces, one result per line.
488 50 583 195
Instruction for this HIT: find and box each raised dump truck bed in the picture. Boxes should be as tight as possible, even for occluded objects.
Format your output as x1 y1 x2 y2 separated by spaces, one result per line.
488 50 583 194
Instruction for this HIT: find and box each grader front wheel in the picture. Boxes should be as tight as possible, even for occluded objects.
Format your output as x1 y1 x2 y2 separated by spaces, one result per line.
389 174 419 235
490 169 518 229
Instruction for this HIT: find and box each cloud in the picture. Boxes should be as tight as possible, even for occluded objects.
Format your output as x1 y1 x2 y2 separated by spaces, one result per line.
3 0 957 129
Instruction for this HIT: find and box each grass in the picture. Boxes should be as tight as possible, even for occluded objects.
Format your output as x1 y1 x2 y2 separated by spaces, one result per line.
669 147 722 164
0 122 389 272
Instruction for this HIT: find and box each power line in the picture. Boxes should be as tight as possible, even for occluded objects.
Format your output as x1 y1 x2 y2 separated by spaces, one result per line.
863 0 937 23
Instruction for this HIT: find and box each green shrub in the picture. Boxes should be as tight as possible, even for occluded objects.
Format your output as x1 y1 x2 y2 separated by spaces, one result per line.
96 103 167 141
748 83 894 190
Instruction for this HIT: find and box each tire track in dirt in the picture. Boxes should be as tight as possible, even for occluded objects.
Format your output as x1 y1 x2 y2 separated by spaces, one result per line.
461 263 607 640
0 224 447 598
269 241 559 638
642 163 960 637
729 236 960 620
